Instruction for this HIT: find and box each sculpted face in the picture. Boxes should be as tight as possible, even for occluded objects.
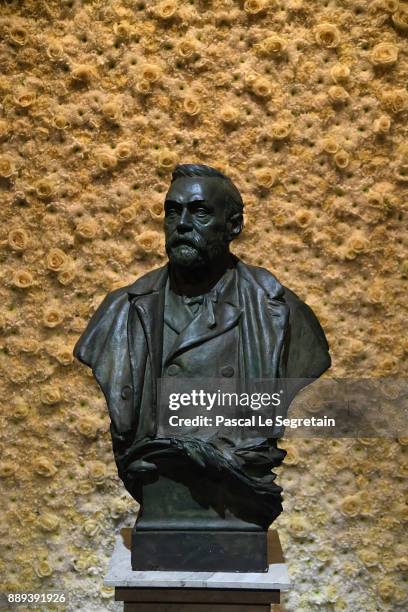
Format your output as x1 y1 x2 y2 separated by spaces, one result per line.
164 177 239 269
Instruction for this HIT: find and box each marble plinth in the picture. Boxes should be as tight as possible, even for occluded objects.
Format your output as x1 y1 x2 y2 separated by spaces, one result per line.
104 528 291 611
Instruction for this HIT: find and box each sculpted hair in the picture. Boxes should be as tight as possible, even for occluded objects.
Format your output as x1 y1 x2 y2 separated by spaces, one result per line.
171 163 244 219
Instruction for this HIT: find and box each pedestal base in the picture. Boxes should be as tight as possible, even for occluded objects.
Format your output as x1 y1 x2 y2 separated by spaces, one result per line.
105 528 291 611
131 527 267 572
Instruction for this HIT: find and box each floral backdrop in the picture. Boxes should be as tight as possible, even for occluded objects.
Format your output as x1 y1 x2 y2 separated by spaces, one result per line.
0 0 407 610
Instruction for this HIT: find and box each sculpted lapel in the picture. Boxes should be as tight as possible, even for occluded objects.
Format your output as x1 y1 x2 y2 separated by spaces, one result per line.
127 266 167 434
163 301 242 367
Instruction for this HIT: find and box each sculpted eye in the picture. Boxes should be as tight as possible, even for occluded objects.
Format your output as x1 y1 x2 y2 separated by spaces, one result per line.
195 207 209 216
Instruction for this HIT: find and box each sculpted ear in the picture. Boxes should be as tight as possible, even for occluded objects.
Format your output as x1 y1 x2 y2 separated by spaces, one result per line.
227 211 244 240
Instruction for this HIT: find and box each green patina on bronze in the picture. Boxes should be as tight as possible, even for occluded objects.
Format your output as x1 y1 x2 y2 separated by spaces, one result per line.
73 163 331 571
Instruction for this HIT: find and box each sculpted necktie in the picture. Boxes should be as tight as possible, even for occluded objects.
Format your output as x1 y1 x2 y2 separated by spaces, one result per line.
183 291 218 329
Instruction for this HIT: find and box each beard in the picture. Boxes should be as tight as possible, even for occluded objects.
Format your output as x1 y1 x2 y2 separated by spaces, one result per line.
165 232 228 270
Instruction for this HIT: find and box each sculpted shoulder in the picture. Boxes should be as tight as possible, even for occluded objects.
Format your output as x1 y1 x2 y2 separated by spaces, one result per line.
73 265 168 368
236 260 284 299
236 259 331 377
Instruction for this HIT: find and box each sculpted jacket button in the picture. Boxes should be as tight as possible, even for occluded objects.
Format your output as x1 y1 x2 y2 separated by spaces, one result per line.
221 365 234 377
121 385 132 400
167 364 181 376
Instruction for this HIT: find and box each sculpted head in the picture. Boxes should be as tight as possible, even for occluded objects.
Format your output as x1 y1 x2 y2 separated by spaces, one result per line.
164 164 244 270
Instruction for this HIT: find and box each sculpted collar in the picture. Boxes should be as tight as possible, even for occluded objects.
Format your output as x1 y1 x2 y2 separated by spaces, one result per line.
125 259 285 302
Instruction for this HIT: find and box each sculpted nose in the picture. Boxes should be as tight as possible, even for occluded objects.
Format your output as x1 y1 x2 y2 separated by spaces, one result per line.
177 208 193 232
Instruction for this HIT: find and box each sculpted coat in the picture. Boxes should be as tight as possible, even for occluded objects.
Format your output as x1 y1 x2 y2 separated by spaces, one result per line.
74 257 330 527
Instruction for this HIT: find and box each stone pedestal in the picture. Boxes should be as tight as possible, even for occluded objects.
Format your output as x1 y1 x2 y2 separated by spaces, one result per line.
105 528 291 611
131 470 269 572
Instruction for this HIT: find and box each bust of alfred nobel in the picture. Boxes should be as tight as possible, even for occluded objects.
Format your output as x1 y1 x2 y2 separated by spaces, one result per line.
73 163 330 559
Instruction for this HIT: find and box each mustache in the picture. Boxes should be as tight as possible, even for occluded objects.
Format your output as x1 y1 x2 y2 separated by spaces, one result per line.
166 233 206 251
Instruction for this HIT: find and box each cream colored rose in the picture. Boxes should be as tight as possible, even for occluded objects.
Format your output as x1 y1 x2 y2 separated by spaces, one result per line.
119 205 137 224
373 114 391 134
76 415 101 439
0 462 16 478
358 548 380 567
377 577 395 601
14 88 36 107
219 105 240 125
148 201 165 221
33 457 58 478
94 149 117 172
135 79 151 95
377 0 399 12
76 480 96 495
52 114 70 130
340 494 361 517
9 25 28 46
102 101 122 123
137 230 161 253
334 149 350 169
82 518 101 537
76 218 98 239
100 586 115 599
40 384 61 405
178 39 197 59
46 40 65 60
158 149 177 169
155 0 177 19
46 248 67 272
383 88 408 113
55 346 74 366
71 63 97 82
113 20 133 39
258 35 287 56
140 63 162 82
88 461 107 485
0 155 15 177
73 551 99 572
252 76 271 98
330 63 350 83
345 231 369 258
270 121 291 140
295 208 312 228
392 6 408 31
8 228 29 251
58 265 76 286
315 23 341 48
109 497 130 519
34 559 53 578
35 178 54 200
328 85 349 104
116 141 133 161
253 168 277 189
244 0 267 15
183 95 201 115
12 399 29 420
42 306 63 328
286 515 309 538
371 42 399 66
321 136 339 155
38 513 60 532
12 269 34 289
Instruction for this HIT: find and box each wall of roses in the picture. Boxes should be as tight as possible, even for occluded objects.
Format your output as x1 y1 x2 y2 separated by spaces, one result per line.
0 1 407 611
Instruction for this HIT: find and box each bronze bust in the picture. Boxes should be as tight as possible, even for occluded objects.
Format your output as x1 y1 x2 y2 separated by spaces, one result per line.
73 164 331 571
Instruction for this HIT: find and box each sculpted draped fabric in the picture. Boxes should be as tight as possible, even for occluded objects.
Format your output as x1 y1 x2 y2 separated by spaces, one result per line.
74 257 330 526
